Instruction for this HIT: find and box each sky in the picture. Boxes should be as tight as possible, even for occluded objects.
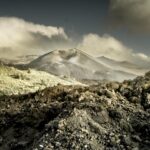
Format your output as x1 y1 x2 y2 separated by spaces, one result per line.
0 0 107 32
0 0 150 66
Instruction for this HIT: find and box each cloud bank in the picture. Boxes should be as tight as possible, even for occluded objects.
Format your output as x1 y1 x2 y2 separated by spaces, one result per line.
0 17 149 68
0 17 73 58
78 34 150 67
109 0 150 33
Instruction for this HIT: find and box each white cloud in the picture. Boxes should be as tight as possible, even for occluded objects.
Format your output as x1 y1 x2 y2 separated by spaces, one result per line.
0 17 149 68
135 53 148 60
109 0 150 33
0 17 73 58
78 33 150 67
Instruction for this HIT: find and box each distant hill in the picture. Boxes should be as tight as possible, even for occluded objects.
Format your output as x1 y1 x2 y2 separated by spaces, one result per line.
97 56 148 76
28 49 137 81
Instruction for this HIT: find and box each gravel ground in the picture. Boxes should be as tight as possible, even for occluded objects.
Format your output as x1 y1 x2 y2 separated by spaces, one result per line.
0 72 150 150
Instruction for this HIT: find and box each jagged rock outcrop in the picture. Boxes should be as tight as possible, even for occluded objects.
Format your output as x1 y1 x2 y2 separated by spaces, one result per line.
0 72 150 150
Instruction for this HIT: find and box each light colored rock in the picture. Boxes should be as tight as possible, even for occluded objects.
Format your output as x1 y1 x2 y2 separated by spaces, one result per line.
0 65 84 96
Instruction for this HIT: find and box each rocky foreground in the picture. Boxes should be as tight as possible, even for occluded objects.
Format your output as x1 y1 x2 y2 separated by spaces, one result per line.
0 72 150 150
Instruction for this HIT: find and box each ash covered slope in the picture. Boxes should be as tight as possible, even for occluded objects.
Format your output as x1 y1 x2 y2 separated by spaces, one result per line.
0 72 150 150
0 64 82 96
28 49 136 81
97 56 148 76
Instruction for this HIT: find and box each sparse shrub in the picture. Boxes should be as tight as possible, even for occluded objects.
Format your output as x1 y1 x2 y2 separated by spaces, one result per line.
10 74 20 79
27 68 31 74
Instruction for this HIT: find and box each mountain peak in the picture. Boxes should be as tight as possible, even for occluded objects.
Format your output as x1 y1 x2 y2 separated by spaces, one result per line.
27 49 139 81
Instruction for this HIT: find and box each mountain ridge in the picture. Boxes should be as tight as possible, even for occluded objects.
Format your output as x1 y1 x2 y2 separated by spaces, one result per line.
28 48 137 81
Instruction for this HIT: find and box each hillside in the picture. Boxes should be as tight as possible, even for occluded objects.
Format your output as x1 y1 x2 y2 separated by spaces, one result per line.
97 56 148 76
0 72 150 149
28 49 136 81
0 64 82 96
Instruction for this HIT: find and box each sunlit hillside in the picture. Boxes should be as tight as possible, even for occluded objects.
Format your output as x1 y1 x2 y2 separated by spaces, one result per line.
0 64 82 96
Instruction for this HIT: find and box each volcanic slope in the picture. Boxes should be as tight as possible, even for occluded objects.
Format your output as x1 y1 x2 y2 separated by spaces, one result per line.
28 49 136 81
97 56 148 76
